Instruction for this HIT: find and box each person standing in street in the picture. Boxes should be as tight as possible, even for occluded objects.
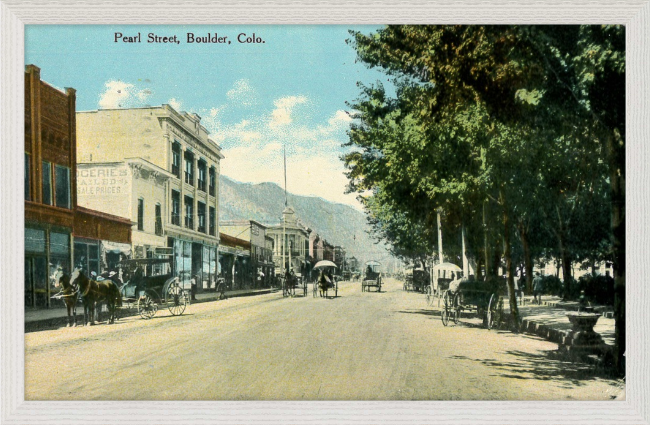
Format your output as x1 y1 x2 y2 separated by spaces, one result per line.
532 272 544 305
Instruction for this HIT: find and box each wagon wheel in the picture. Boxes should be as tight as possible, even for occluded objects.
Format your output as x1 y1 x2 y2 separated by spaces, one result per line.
441 291 450 326
165 282 187 316
137 293 157 319
425 285 433 306
487 293 502 330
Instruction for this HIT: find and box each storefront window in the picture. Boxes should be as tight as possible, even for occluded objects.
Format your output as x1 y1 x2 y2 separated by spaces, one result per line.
74 239 100 277
50 232 69 255
25 228 45 253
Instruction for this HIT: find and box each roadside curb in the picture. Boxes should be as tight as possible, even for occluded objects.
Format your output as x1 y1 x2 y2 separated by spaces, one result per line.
518 316 614 369
25 287 279 333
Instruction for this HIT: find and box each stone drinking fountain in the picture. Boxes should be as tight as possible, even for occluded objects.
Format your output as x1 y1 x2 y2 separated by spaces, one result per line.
561 291 607 357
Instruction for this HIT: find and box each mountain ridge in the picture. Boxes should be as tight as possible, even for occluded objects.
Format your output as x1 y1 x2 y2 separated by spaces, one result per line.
219 175 388 265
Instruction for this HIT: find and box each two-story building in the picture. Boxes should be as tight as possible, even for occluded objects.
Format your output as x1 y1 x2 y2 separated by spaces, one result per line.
76 105 224 290
220 220 274 288
266 207 309 277
24 65 131 308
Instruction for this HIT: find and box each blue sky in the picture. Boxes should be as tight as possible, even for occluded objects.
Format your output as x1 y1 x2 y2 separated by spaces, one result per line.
25 25 392 209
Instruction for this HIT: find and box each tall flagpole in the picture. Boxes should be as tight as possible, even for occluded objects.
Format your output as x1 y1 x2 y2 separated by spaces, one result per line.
283 145 287 274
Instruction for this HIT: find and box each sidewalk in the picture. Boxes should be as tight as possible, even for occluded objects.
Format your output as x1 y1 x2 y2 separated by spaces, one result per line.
504 295 615 366
25 286 280 332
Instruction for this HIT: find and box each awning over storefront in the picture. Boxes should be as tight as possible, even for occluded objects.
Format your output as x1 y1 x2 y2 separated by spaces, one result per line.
101 240 132 256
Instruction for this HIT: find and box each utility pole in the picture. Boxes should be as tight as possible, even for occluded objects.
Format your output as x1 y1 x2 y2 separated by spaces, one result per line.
437 208 444 264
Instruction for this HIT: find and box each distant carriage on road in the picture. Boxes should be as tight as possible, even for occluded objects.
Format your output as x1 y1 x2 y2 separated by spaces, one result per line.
313 260 338 298
440 277 504 329
281 272 307 297
361 261 382 292
119 258 189 319
404 268 429 293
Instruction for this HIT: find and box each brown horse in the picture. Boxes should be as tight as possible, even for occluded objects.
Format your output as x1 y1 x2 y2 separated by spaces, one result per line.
53 269 79 327
318 271 331 297
70 268 123 325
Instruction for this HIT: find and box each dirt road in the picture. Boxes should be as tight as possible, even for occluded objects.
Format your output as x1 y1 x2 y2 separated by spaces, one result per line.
25 278 623 400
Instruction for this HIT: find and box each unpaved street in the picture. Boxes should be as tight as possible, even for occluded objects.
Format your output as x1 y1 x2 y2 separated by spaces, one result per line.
25 278 623 400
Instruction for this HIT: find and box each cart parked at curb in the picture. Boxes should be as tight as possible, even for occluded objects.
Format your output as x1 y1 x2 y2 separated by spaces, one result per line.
440 277 504 329
119 258 189 319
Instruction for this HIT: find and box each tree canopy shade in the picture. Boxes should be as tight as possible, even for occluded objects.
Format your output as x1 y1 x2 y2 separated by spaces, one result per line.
344 25 624 373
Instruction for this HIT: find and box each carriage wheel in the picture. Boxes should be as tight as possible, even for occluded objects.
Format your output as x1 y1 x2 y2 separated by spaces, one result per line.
441 291 450 326
452 293 461 324
487 293 502 330
425 285 433 306
137 294 157 319
165 282 187 316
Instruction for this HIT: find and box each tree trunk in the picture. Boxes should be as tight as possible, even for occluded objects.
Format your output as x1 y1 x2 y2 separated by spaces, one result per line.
518 221 533 294
483 200 490 278
609 129 625 375
500 188 520 326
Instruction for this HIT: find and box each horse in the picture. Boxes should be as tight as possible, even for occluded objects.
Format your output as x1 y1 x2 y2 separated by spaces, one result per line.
318 271 331 297
70 268 123 325
284 271 296 297
52 269 79 327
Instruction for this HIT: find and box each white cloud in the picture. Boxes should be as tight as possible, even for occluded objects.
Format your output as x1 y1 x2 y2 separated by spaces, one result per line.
189 88 359 209
328 109 352 128
98 80 152 109
269 95 308 129
168 98 183 111
226 79 257 107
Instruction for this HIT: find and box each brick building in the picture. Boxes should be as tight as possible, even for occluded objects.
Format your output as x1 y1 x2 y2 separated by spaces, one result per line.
24 65 131 308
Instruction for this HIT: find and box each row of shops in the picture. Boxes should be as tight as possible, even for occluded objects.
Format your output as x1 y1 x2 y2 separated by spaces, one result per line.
24 64 350 308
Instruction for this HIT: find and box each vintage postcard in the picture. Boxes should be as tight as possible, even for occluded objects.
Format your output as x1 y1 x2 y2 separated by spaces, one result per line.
14 18 639 422
22 23 626 402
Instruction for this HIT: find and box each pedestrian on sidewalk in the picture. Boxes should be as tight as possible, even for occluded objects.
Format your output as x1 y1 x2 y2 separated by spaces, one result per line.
533 272 543 305
191 274 198 301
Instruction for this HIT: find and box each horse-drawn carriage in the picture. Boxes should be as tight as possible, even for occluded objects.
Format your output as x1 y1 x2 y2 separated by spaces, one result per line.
119 258 189 319
361 261 382 292
426 262 462 306
281 272 307 297
440 277 505 329
313 260 338 298
404 268 429 293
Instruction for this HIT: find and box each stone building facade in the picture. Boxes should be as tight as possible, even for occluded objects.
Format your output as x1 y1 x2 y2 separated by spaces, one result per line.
76 105 224 289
